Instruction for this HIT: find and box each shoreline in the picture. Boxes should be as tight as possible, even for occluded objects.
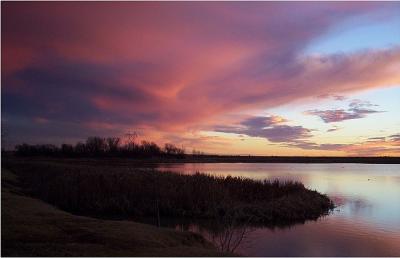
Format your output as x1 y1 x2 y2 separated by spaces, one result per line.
4 154 400 164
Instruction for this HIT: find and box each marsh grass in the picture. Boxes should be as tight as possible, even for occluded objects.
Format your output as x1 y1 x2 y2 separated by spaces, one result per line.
1 168 224 257
4 159 334 226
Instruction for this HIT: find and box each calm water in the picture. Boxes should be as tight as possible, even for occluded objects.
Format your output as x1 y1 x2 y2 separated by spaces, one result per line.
155 163 400 256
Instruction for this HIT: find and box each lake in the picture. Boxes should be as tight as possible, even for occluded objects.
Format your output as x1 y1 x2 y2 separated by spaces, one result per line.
155 163 400 256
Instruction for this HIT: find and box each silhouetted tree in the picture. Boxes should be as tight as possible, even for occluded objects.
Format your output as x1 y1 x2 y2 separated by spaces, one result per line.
141 141 162 157
106 137 120 155
74 142 86 155
164 143 185 157
14 136 187 159
85 137 106 156
61 144 74 156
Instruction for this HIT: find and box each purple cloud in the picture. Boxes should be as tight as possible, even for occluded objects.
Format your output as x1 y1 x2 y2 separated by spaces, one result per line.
288 132 400 155
256 125 312 143
367 136 386 141
287 141 347 151
241 116 283 128
389 134 400 139
305 100 383 123
214 116 312 143
213 116 400 156
388 134 400 145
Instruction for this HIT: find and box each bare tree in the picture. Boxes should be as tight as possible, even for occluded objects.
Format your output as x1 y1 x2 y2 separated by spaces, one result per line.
211 214 254 253
124 131 138 152
125 131 138 144
106 137 120 153
85 137 106 155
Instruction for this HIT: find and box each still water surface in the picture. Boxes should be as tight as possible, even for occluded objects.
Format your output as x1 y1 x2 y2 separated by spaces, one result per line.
155 163 400 256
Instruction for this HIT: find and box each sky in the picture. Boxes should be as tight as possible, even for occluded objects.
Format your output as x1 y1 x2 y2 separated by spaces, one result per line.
2 2 400 156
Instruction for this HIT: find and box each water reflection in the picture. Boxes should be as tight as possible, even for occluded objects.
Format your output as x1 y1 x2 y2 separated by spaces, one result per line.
178 217 255 253
138 214 323 254
240 214 400 256
152 163 400 256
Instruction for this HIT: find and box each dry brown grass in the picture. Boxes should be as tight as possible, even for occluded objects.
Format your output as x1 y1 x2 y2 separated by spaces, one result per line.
4 158 334 225
1 169 224 257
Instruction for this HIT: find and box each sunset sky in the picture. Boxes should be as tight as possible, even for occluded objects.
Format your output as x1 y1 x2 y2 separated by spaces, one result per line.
2 2 400 156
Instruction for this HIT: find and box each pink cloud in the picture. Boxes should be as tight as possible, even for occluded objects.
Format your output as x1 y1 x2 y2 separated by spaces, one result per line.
2 2 400 148
288 133 400 156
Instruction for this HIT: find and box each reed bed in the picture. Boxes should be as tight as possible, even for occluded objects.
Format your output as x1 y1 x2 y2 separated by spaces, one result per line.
4 159 334 225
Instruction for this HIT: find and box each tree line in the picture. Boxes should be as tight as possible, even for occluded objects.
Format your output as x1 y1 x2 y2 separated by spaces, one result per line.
15 136 186 158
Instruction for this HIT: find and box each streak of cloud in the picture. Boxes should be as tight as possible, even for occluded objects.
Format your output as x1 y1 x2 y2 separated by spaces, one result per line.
288 133 400 156
327 126 341 132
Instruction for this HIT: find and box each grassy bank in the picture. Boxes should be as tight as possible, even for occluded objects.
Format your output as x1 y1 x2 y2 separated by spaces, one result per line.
3 158 334 225
1 169 223 257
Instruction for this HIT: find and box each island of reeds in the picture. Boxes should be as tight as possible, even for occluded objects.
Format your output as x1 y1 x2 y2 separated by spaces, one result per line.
4 159 334 224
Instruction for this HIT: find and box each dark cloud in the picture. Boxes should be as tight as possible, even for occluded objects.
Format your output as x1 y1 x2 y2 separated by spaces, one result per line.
2 56 164 126
1 116 126 149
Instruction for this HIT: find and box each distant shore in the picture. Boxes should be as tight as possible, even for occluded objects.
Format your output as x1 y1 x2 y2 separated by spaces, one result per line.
5 152 400 164
7 137 400 164
166 155 400 164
